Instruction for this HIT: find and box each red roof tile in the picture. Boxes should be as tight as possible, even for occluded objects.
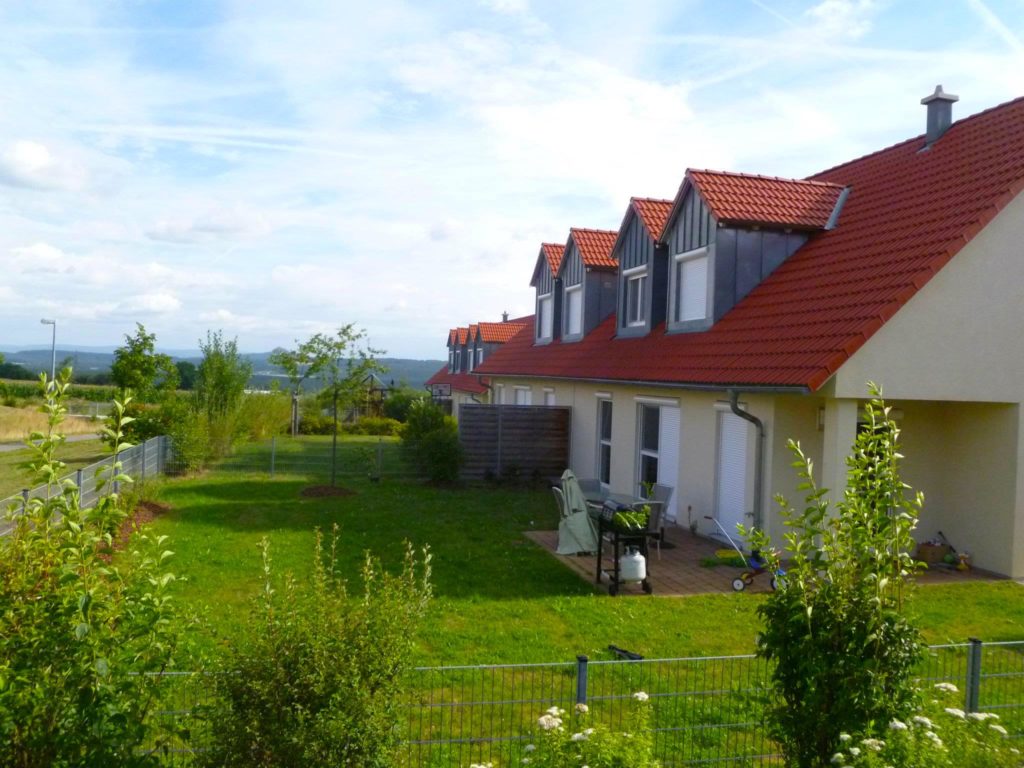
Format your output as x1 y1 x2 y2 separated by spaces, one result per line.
477 320 530 343
425 366 489 395
570 228 619 270
630 197 673 239
686 170 845 230
541 243 565 275
456 327 469 345
479 95 1024 390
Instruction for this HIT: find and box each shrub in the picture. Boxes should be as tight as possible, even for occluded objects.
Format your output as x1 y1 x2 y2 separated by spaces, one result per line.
742 386 925 768
235 392 291 441
199 529 431 768
162 395 210 474
0 373 185 766
341 416 401 436
400 399 462 483
382 386 428 422
299 410 335 435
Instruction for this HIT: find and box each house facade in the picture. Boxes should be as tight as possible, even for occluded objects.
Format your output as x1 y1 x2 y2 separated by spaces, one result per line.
477 89 1024 578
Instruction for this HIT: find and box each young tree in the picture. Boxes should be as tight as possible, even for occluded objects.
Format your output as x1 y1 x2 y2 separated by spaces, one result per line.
193 331 253 458
110 323 178 400
272 326 382 484
174 360 198 390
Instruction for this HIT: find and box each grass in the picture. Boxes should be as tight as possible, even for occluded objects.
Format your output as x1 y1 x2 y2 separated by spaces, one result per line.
0 403 101 442
137 436 1024 666
0 437 109 499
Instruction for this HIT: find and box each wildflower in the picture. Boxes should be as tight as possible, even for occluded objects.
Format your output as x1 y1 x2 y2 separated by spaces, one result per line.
583 728 594 735
521 760 530 766
944 707 966 719
571 732 587 742
889 719 908 731
546 706 565 716
538 714 561 730
991 724 1008 736
575 703 589 714
911 715 933 728
1010 747 1020 755
839 733 852 743
830 752 845 764
861 738 884 752
524 744 535 752
924 731 943 748
633 691 649 702
934 682 959 693
848 747 861 757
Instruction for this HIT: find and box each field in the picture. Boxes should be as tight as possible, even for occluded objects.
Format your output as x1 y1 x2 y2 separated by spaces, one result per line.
0 404 101 442
0 438 109 499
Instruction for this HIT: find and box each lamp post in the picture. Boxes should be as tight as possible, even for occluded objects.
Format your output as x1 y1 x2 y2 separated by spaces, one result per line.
40 318 56 382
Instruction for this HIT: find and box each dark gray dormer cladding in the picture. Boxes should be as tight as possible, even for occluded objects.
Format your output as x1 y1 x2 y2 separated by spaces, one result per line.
559 238 616 342
616 210 668 338
664 188 808 333
530 249 561 345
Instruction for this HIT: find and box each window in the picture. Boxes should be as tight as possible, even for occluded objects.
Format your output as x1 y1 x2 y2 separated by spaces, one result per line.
455 349 462 371
543 389 556 406
494 384 505 404
514 386 532 405
674 249 710 323
537 294 553 340
565 286 583 336
598 399 613 486
638 404 660 488
448 350 454 373
476 347 484 366
625 269 647 327
468 348 474 372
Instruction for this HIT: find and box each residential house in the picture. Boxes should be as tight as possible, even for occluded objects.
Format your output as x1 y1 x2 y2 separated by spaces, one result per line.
477 88 1024 578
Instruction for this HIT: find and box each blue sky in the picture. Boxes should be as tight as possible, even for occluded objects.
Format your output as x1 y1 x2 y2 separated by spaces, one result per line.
1 0 1023 357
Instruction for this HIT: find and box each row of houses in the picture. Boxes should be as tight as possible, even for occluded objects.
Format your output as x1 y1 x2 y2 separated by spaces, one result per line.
428 87 1024 579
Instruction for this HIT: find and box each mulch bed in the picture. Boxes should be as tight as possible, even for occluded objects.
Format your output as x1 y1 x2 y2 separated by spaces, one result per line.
299 485 357 498
104 500 173 557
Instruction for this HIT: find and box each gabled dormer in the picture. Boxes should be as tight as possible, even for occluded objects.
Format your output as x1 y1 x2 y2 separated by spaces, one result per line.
660 169 847 333
453 327 469 372
465 324 479 372
529 243 565 345
557 228 619 342
446 328 457 372
612 197 673 338
475 318 529 367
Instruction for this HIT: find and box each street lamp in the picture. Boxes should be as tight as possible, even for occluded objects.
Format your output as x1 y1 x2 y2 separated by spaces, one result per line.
40 318 56 382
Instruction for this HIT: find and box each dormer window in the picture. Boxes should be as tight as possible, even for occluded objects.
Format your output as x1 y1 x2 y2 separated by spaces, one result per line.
468 349 474 372
624 266 647 327
476 347 484 367
455 349 462 371
448 350 454 373
537 293 554 341
565 285 583 336
672 247 711 326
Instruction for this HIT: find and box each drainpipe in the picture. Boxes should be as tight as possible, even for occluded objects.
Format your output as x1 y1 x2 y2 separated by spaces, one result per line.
728 389 765 530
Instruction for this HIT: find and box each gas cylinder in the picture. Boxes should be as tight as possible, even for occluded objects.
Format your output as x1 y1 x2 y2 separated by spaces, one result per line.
619 548 647 582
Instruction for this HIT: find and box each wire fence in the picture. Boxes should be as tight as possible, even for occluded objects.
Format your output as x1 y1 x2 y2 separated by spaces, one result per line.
0 435 172 535
140 640 1024 767
212 435 417 481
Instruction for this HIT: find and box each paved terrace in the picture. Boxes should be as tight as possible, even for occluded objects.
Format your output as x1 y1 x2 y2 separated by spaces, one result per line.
525 526 1000 597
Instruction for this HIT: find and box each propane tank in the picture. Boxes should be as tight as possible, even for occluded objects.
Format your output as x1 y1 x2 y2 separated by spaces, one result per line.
619 548 647 582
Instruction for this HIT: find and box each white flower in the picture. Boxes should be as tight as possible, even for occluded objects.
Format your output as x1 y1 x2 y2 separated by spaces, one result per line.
546 706 565 716
991 724 1008 736
861 738 884 752
575 703 589 714
571 732 587 742
925 731 943 748
889 719 908 731
583 728 595 735
967 712 986 721
848 747 861 757
911 715 933 728
934 682 959 693
830 752 845 764
944 707 966 719
839 733 852 743
633 691 649 702
523 744 535 752
537 714 562 730
522 760 531 765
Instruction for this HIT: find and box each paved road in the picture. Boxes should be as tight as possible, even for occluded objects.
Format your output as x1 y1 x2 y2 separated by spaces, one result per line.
0 433 100 454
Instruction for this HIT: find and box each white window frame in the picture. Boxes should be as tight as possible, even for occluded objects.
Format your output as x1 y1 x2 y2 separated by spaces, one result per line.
637 403 661 492
455 349 462 372
513 386 532 405
448 350 454 373
597 398 613 487
494 383 505 404
476 347 484 366
468 347 474 372
624 265 648 327
672 246 711 324
564 285 583 336
537 293 553 340
543 388 556 406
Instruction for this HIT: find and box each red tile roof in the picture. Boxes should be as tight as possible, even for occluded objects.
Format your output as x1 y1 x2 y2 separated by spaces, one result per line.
447 328 456 346
478 320 530 343
467 323 478 343
630 197 673 239
541 243 565 275
684 170 845 231
456 327 469 345
570 228 619 270
425 366 489 395
479 95 1024 391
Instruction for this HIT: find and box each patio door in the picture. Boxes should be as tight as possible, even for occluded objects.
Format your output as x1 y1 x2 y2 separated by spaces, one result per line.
715 410 751 540
637 403 680 521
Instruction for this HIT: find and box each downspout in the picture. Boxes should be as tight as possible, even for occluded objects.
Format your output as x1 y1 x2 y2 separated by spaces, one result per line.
728 389 765 530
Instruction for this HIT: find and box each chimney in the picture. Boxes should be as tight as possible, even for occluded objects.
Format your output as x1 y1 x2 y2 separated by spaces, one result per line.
921 85 959 146
502 311 509 322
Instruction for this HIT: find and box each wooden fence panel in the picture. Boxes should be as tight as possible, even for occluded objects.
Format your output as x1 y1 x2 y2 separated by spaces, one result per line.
458 405 571 481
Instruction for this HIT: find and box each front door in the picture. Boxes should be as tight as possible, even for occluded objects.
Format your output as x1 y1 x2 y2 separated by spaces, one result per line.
715 410 751 540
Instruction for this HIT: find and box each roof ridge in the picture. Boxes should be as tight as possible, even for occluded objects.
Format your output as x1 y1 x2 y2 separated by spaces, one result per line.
570 226 619 235
631 196 673 204
690 168 844 189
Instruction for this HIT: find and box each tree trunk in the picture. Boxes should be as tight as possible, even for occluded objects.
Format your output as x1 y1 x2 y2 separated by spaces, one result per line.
331 388 338 487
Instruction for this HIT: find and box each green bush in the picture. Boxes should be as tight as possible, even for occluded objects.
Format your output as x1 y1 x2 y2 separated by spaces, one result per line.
236 392 291 441
299 410 335 435
162 396 210 473
743 386 924 768
400 399 462 483
199 529 431 768
0 374 185 766
382 387 428 422
341 416 401 436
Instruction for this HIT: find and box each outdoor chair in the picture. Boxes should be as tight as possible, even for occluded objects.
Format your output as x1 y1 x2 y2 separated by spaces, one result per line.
551 486 568 518
556 470 599 556
638 482 673 559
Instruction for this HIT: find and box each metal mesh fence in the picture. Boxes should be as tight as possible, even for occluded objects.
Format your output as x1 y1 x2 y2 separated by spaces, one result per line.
138 641 1024 767
210 435 417 481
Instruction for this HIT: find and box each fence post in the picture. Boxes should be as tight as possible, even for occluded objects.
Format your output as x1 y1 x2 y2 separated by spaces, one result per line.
376 438 384 479
21 488 29 514
965 637 983 713
75 469 83 494
140 439 148 483
270 436 276 478
496 405 504 477
575 655 589 706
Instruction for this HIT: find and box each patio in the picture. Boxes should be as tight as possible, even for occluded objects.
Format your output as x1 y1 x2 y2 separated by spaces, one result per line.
525 524 1001 596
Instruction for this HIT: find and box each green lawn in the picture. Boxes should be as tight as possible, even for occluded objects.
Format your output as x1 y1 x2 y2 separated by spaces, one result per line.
0 438 108 500
140 437 1024 666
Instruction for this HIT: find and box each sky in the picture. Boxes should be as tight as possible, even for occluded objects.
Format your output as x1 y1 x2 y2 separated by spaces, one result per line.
1 1 1023 358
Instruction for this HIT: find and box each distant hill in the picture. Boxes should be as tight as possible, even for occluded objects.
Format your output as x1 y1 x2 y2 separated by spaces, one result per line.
1 349 443 392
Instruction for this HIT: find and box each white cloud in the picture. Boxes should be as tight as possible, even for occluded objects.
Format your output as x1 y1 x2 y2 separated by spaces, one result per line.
147 204 271 244
0 140 89 191
805 0 879 40
119 292 182 314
